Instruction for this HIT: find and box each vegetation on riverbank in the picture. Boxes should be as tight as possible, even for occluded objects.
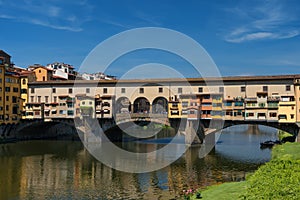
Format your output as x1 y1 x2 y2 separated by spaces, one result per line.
185 142 300 200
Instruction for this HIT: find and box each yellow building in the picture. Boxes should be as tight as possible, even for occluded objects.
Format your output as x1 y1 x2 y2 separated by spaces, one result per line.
0 50 22 124
278 96 296 123
20 71 36 119
168 97 182 118
295 79 300 123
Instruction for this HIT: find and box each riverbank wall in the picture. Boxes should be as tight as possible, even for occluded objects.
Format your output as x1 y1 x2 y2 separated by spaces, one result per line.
0 122 79 143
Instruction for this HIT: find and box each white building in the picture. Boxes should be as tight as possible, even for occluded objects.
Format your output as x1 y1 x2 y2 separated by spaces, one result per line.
46 62 76 80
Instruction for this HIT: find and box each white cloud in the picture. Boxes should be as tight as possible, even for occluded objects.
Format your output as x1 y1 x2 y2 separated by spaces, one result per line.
224 1 300 43
48 6 61 17
0 14 15 19
27 18 82 32
226 31 299 43
0 0 92 32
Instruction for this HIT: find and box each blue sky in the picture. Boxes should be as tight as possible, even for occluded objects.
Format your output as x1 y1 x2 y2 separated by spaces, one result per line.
0 0 299 78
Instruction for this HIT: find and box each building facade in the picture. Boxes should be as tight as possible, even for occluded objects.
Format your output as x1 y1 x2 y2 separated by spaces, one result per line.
0 50 22 124
24 75 300 124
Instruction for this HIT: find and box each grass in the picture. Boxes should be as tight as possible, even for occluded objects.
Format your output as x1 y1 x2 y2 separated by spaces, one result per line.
193 182 247 200
278 130 293 141
272 142 300 160
187 142 300 200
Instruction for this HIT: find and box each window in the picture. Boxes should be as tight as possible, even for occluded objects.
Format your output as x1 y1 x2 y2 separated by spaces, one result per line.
182 101 188 107
263 86 268 92
103 88 108 94
159 87 163 93
12 107 18 114
286 85 291 91
248 113 254 117
67 110 74 116
241 86 245 92
139 88 144 94
0 106 2 111
189 110 195 114
234 101 243 107
69 88 73 94
6 105 9 111
178 88 182 94
121 88 125 93
67 103 73 108
39 70 41 73
37 96 41 103
219 87 224 93
224 102 232 106
5 87 10 92
291 114 294 119
13 87 18 92
43 76 45 81
172 103 178 108
82 101 85 105
54 96 57 103
21 89 27 94
89 101 92 105
0 78 2 83
86 88 90 93
30 96 34 102
198 87 203 93
45 96 49 103
12 96 17 103
52 88 56 93
6 96 9 101
59 110 66 115
22 79 26 85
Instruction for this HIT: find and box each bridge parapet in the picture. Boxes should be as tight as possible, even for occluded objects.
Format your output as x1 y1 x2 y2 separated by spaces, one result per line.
115 113 169 125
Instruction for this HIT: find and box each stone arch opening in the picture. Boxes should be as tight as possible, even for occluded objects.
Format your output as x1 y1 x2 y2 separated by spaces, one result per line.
133 97 150 113
152 97 168 114
115 97 131 113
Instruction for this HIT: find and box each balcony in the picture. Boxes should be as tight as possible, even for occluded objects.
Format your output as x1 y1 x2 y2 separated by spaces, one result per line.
202 98 212 103
267 96 280 102
102 102 110 107
212 99 222 103
279 101 296 106
201 105 212 110
245 97 257 102
201 114 211 119
267 103 278 108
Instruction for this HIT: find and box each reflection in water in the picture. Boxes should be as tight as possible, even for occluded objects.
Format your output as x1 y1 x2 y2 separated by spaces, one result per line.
0 125 276 199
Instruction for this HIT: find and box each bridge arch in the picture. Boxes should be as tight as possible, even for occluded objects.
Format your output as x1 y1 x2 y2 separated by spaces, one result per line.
152 97 168 114
133 97 150 113
115 97 131 113
203 120 300 137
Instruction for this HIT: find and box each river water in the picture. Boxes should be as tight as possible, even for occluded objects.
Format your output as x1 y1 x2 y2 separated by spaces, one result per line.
0 125 278 200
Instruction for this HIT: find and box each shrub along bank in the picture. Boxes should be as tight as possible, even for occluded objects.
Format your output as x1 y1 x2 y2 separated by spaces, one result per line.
187 142 300 200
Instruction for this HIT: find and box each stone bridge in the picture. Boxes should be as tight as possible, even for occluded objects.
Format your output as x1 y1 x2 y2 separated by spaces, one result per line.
1 118 299 145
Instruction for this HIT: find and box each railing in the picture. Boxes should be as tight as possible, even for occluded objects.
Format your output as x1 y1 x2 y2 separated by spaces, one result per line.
115 113 168 124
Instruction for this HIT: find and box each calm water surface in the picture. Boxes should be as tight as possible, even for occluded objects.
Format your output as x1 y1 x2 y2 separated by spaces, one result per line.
0 125 277 199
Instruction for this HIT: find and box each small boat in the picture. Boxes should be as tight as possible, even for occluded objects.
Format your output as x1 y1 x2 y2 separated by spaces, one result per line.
260 140 282 149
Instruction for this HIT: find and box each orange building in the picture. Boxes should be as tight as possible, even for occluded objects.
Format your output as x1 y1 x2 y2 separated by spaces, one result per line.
32 66 53 81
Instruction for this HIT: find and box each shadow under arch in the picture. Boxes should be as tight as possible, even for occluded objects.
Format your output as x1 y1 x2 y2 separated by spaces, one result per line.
115 96 131 113
205 120 300 137
152 96 168 114
15 120 79 140
133 97 150 113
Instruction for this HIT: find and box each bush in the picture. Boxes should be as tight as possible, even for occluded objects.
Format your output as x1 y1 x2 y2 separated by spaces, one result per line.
243 143 300 200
